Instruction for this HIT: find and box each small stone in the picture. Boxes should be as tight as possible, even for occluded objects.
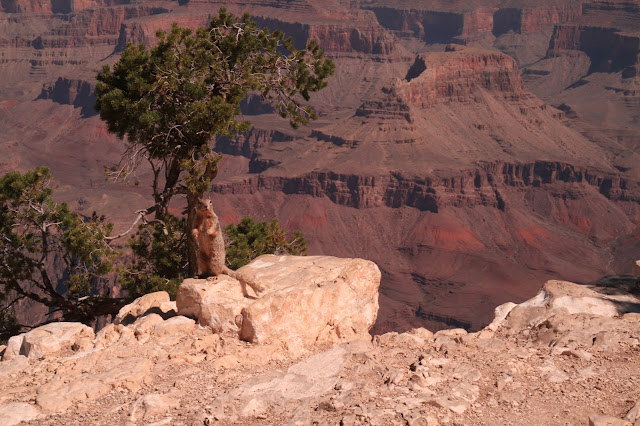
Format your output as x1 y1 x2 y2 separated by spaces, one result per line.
147 418 174 426
450 363 482 382
341 414 357 426
428 358 451 368
434 328 467 338
553 347 593 361
423 375 444 386
212 355 240 370
588 415 632 426
0 402 41 425
496 375 513 391
408 374 428 388
407 414 439 426
623 312 640 322
450 382 480 403
428 396 469 414
538 360 569 383
130 392 182 421
240 398 268 417
625 401 640 423
409 327 435 340
2 335 24 361
192 334 221 354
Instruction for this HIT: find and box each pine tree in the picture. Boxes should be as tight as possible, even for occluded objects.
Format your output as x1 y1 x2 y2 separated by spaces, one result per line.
225 217 307 270
95 9 333 275
0 167 122 339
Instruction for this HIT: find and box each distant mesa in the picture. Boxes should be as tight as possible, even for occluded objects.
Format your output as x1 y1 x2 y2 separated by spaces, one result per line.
37 77 96 116
396 45 526 107
355 44 529 124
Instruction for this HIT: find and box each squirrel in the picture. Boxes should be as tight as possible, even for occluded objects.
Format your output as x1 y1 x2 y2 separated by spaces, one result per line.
191 198 264 297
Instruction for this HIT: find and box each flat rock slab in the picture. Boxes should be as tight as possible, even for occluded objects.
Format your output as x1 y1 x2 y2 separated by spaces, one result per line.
219 340 372 418
35 357 154 413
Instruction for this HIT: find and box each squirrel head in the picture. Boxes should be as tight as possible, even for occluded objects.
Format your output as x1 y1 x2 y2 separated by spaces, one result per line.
195 198 215 217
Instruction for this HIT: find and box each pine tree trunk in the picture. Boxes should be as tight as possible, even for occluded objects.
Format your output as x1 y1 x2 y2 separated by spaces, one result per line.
186 193 199 277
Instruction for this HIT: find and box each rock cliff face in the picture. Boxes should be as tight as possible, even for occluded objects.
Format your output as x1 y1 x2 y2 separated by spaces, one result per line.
548 24 640 73
252 16 397 54
37 77 95 114
368 2 582 44
396 46 526 105
525 0 640 155
493 4 583 35
211 160 640 211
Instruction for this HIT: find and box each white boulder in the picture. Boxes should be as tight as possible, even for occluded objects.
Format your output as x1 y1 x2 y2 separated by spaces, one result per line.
176 255 380 350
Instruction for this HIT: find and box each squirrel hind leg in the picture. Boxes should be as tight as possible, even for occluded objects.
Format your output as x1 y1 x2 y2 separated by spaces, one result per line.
243 279 264 295
239 280 249 297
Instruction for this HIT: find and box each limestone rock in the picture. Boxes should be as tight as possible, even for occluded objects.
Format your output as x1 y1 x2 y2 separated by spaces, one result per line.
176 275 250 335
2 335 24 361
434 328 467 338
502 280 640 332
238 255 380 348
115 291 172 325
175 255 380 349
589 415 632 426
625 400 640 423
36 378 111 413
134 313 165 340
218 343 357 417
374 332 426 348
409 327 435 340
33 356 154 414
4 322 94 360
0 402 41 425
153 316 197 338
428 396 469 414
94 323 123 348
130 392 182 421
486 302 517 331
0 356 29 382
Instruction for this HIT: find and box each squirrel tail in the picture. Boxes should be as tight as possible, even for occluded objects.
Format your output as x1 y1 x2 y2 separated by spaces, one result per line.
224 266 265 295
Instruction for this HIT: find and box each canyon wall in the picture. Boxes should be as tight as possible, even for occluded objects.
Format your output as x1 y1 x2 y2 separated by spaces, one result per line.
0 0 639 333
368 3 582 44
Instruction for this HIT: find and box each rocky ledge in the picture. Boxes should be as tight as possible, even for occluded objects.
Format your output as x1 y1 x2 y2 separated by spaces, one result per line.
0 256 639 425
